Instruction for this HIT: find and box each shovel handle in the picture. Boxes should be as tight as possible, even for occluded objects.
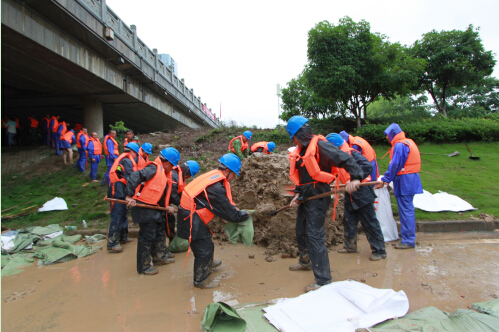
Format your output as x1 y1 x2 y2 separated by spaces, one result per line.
465 143 474 157
105 198 170 212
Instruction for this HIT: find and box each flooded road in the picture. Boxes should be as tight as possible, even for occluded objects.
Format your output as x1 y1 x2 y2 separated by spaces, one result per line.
2 232 499 331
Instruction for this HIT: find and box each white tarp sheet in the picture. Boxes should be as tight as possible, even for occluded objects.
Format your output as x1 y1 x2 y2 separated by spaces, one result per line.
373 185 399 242
1 230 18 251
263 280 409 332
413 190 477 212
38 197 68 212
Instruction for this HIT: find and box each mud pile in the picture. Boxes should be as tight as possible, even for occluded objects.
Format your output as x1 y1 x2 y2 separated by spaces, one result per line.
210 152 345 256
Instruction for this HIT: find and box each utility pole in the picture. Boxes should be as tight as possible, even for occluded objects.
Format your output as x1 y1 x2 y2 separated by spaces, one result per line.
276 84 281 126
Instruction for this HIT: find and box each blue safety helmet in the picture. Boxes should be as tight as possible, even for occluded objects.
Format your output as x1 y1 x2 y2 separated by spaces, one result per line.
243 131 252 140
339 131 350 143
160 147 180 166
141 142 153 154
186 160 200 177
326 133 344 147
267 141 276 152
219 153 242 176
286 116 309 139
125 142 140 154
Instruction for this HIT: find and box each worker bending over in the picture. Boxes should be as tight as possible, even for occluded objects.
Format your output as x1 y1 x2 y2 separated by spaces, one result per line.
228 130 252 160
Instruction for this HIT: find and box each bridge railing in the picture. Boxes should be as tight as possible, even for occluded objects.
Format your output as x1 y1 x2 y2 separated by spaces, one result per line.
75 0 221 127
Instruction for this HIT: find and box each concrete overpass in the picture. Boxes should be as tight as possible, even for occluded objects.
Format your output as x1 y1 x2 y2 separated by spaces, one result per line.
1 0 220 136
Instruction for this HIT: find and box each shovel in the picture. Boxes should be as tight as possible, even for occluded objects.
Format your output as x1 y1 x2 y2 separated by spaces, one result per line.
420 151 460 157
105 198 173 212
465 144 480 160
281 181 383 197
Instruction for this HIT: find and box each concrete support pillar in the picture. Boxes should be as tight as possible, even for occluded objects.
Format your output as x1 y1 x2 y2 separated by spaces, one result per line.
82 98 104 137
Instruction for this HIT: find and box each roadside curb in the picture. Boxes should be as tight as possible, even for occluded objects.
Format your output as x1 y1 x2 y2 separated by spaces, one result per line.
416 220 499 233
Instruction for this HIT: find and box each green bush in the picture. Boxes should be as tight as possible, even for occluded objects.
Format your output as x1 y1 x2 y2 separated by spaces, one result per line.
252 127 289 144
354 117 499 143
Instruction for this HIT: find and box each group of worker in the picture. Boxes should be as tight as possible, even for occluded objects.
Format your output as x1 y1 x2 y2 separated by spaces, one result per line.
101 120 421 293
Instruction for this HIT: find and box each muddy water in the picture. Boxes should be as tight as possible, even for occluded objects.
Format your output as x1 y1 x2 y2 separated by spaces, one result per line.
2 232 499 331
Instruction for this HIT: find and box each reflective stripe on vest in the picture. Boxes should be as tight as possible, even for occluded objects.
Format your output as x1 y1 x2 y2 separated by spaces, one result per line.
132 157 172 206
62 131 74 144
109 153 138 185
389 132 421 175
103 135 119 156
250 141 270 154
228 136 249 154
288 135 336 186
89 138 102 155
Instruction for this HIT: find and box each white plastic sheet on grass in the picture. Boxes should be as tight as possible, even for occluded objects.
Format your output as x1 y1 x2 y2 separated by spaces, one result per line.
263 280 409 332
38 197 68 212
413 190 477 212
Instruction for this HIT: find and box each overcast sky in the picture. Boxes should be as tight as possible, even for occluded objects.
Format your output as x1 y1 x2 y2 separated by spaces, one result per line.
106 0 498 129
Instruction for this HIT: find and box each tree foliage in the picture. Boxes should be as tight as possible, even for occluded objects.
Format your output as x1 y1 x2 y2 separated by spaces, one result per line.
305 17 424 128
367 95 432 119
410 25 496 117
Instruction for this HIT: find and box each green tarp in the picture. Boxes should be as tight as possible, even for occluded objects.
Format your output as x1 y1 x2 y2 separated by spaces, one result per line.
369 306 499 332
473 299 499 319
201 302 247 332
224 210 255 247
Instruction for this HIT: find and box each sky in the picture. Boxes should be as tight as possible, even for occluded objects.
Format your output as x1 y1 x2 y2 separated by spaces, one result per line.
106 0 499 129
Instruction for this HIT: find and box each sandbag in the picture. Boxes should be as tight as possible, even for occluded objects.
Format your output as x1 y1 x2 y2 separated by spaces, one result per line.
201 302 246 332
168 235 189 253
373 179 399 242
224 210 254 247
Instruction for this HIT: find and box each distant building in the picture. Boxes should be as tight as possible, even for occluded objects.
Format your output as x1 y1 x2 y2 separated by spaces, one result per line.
158 53 178 76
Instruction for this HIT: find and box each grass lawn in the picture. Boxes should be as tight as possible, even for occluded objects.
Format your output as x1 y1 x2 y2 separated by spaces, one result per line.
373 141 499 221
1 161 110 230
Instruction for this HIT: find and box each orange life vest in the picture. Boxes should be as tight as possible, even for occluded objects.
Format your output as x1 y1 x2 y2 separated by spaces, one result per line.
57 122 67 136
15 119 20 129
173 166 186 194
350 136 376 163
228 135 249 154
331 142 371 184
28 117 38 128
137 148 150 170
76 131 89 149
109 153 138 185
73 123 82 132
132 157 172 206
89 137 102 155
250 141 271 154
103 135 119 156
288 135 336 186
50 117 59 132
389 132 421 175
61 131 74 144
123 138 141 152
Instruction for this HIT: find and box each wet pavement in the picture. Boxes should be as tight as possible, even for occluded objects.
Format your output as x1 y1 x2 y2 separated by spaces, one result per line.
2 232 499 331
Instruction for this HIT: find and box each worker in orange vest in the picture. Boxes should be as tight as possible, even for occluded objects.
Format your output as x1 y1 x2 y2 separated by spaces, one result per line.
326 133 386 261
124 147 181 275
87 132 102 183
177 154 249 288
27 115 39 145
137 142 152 169
49 115 59 148
60 129 76 165
102 129 118 186
106 142 140 253
42 114 50 146
340 131 379 184
124 129 140 152
75 127 89 172
56 120 68 156
375 123 423 249
250 141 275 155
286 116 362 293
228 131 252 160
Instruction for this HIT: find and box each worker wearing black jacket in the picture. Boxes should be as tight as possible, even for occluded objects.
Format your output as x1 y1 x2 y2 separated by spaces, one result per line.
177 154 249 289
327 133 387 261
125 147 181 275
286 116 363 293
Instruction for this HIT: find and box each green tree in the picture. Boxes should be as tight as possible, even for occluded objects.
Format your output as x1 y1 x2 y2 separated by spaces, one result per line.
410 25 496 118
306 17 423 128
367 95 431 119
280 72 343 121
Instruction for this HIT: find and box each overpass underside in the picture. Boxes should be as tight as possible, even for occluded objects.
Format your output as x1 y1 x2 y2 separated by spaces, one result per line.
1 0 217 135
